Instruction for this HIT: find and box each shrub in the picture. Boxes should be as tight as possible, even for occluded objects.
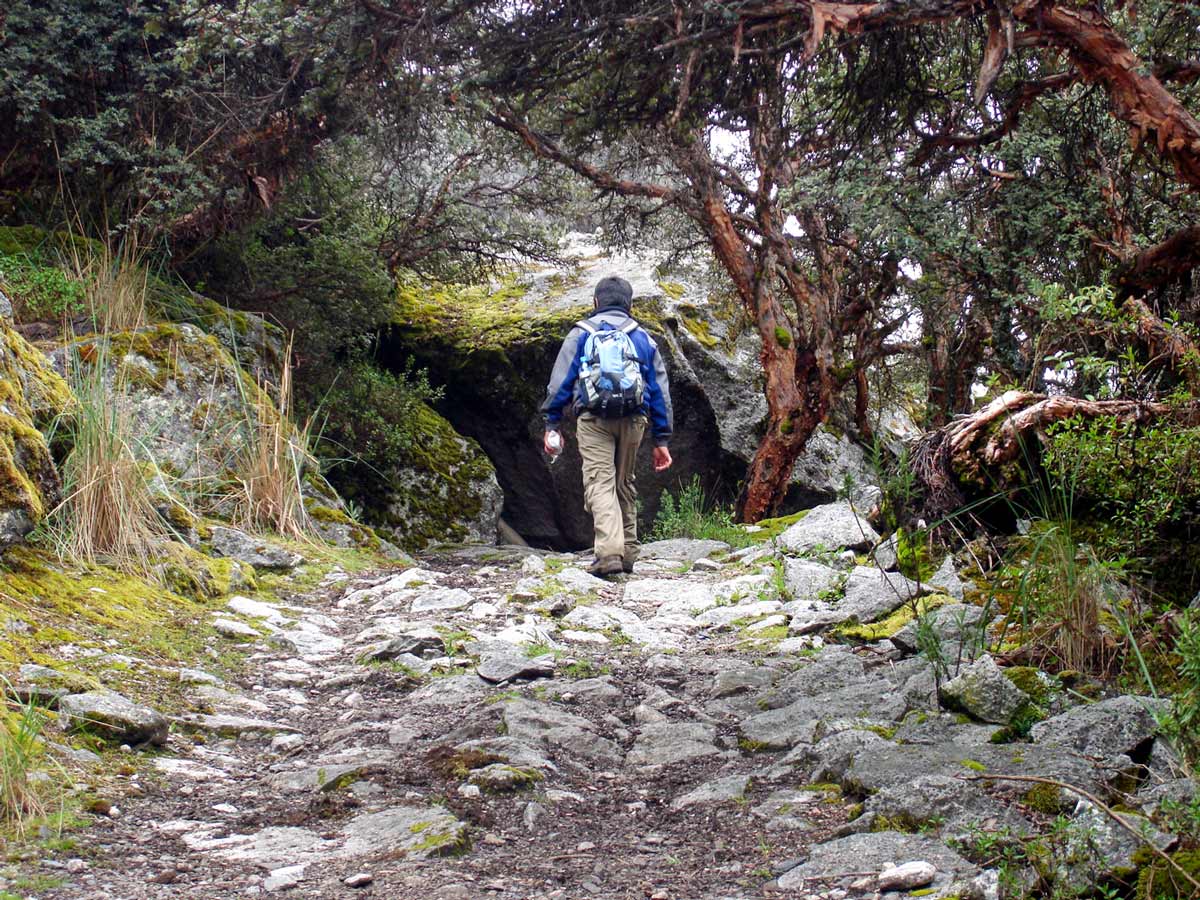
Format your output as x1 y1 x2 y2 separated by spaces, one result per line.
307 358 443 506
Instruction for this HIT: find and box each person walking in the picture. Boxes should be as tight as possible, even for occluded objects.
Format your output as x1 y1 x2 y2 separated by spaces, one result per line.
541 276 673 576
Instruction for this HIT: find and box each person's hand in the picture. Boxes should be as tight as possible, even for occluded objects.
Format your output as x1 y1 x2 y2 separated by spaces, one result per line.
653 446 673 472
544 431 560 455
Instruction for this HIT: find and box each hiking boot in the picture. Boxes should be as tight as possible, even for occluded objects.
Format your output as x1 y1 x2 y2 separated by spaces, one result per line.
622 547 639 574
588 555 624 577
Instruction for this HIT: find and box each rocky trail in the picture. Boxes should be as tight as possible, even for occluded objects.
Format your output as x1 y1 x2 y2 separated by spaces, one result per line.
16 502 1196 900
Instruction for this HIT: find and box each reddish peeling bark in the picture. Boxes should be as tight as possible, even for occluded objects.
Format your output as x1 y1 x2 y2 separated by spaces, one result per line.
1114 226 1200 299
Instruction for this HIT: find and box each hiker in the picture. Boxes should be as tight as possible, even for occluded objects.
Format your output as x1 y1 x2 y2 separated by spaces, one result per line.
541 276 674 577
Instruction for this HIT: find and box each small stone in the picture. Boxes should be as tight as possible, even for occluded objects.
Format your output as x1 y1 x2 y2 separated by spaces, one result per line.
213 618 261 639
343 873 373 888
878 861 937 891
458 784 482 799
576 841 596 852
263 863 306 892
65 858 86 874
523 801 544 830
148 870 178 885
213 803 239 815
271 733 305 753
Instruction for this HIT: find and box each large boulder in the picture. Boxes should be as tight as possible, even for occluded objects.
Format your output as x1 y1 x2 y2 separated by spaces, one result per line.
381 237 886 549
0 321 71 548
334 401 503 550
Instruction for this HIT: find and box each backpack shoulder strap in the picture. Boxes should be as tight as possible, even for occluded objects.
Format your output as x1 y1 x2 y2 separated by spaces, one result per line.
618 318 639 334
576 319 599 334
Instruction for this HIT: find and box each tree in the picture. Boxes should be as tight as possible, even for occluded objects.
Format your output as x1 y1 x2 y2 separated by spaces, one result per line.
475 2 930 520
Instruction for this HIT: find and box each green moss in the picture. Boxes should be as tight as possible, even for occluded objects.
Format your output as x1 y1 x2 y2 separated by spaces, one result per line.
738 736 772 753
1135 849 1200 900
1003 666 1057 705
871 813 921 834
1022 783 1063 814
960 758 987 773
375 401 497 551
751 510 809 543
307 505 353 525
773 326 792 349
834 594 953 642
657 281 686 300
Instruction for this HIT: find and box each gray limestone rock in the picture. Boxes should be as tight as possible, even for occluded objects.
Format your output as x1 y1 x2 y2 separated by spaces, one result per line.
775 502 880 555
503 699 622 765
638 538 730 562
838 566 931 624
338 806 469 858
855 774 1032 838
268 755 393 793
775 832 980 895
939 656 1031 725
1055 799 1175 893
208 526 303 571
476 652 556 684
1031 695 1168 765
740 677 907 752
928 556 966 600
58 690 168 746
670 774 751 810
410 587 474 613
172 713 300 738
625 722 721 767
783 559 843 602
712 667 776 700
624 579 716 616
891 603 990 660
467 763 543 793
0 289 11 320
872 535 899 571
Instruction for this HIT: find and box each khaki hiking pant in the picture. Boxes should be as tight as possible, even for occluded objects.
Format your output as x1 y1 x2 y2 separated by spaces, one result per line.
576 412 647 560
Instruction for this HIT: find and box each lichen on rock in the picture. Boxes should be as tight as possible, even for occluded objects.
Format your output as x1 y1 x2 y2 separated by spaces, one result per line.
0 322 72 547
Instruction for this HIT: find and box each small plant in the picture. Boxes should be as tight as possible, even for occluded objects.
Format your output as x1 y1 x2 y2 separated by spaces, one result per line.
0 682 49 840
650 475 751 547
1159 611 1200 773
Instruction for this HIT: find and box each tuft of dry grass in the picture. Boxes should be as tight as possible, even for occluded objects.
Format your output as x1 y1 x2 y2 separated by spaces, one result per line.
233 342 315 540
52 339 173 572
62 232 148 332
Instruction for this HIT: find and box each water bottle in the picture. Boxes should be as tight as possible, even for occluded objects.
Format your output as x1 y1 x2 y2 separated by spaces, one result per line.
546 430 562 464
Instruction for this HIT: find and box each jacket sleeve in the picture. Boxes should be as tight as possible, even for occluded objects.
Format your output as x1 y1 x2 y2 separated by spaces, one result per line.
541 327 584 428
643 335 673 446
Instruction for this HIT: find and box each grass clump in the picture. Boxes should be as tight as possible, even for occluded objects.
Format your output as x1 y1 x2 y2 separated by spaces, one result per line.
650 475 752 548
233 342 314 541
50 340 174 573
0 684 51 842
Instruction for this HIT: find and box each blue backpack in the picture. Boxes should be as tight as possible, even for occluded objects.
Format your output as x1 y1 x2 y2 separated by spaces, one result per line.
576 318 645 418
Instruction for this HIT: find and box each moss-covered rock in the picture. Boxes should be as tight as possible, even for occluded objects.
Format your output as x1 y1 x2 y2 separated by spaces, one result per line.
0 322 72 547
49 322 275 502
380 260 753 548
338 401 502 552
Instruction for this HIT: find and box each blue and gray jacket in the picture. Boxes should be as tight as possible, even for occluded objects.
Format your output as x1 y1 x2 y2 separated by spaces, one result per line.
541 305 674 447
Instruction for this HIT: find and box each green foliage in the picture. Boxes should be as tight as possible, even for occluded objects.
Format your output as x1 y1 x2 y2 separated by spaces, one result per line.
1044 416 1200 594
649 475 753 548
0 249 86 320
1157 612 1200 775
184 151 396 364
310 358 443 502
0 684 50 837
